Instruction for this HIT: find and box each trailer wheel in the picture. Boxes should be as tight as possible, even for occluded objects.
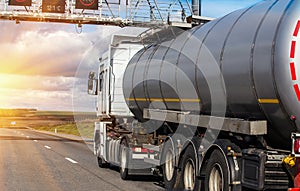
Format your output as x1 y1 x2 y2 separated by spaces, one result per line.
181 145 200 191
97 156 108 168
120 139 130 180
162 140 180 189
205 150 229 191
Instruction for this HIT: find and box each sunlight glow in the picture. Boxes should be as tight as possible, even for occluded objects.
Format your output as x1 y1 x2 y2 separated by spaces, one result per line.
0 74 15 89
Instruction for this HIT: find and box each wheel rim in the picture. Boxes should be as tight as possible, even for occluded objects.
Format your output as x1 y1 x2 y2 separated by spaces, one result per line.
208 164 224 191
184 158 195 190
165 149 174 181
121 146 126 173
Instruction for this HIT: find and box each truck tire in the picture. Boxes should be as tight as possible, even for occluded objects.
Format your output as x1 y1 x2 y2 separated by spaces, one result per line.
97 156 108 168
181 145 200 191
162 140 180 189
204 149 229 191
120 139 130 180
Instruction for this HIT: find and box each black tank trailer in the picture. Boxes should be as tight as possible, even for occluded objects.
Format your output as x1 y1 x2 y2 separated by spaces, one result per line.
123 0 300 150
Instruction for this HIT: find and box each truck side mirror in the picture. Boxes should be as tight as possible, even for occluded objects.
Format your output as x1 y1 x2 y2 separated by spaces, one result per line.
88 71 98 95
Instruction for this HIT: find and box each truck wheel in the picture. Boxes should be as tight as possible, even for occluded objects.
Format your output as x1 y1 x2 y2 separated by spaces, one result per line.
120 140 130 180
205 149 229 191
97 156 108 168
162 140 180 189
181 145 200 191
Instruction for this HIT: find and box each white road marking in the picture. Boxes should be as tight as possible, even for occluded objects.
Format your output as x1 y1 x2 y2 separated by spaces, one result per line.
33 140 38 142
65 157 78 164
44 145 51 149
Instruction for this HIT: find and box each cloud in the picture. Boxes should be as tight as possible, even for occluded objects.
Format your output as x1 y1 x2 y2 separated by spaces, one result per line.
0 22 125 111
0 27 90 76
0 74 74 91
72 78 96 112
0 21 121 77
0 88 73 111
0 74 75 110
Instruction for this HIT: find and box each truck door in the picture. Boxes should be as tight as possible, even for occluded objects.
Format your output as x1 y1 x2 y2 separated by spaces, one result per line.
98 65 110 116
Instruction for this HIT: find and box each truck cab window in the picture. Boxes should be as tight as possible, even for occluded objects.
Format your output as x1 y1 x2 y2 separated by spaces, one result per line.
99 71 104 92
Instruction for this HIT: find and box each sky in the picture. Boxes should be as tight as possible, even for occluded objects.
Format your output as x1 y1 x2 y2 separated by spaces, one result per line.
201 0 262 17
0 0 262 112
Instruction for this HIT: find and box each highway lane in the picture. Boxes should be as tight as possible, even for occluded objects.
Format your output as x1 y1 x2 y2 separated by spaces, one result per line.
0 128 164 191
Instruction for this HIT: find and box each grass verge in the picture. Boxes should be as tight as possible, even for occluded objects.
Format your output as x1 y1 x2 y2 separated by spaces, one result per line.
33 122 95 139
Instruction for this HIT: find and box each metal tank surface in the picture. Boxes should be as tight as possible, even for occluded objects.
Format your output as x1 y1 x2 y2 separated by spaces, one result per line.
123 0 300 148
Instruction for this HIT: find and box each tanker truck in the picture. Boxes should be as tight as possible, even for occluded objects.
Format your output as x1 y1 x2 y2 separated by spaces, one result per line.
88 0 300 190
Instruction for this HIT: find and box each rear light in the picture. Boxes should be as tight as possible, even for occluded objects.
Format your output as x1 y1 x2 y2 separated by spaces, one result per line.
292 133 300 157
294 139 300 154
292 133 300 188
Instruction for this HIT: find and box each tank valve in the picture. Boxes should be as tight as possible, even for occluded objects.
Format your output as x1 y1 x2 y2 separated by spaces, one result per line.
291 115 297 121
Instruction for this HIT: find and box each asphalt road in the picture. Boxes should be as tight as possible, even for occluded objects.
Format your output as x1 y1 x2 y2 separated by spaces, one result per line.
0 128 164 191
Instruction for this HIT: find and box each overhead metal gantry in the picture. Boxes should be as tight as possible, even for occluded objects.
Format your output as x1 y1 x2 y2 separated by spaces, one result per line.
0 0 212 28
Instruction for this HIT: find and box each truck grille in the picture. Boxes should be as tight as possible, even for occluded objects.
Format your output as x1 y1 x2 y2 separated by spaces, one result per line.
264 152 289 190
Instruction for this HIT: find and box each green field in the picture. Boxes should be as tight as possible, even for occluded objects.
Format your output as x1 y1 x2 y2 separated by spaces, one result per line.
0 109 96 138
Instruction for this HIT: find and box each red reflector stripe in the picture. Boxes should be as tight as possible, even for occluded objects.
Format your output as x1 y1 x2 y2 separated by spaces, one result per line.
291 62 297 80
294 20 300 37
294 84 300 102
132 148 154 153
291 41 297 58
140 148 147 153
141 148 155 153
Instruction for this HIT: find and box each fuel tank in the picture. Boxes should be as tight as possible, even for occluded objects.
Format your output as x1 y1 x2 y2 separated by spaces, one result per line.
123 0 300 148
